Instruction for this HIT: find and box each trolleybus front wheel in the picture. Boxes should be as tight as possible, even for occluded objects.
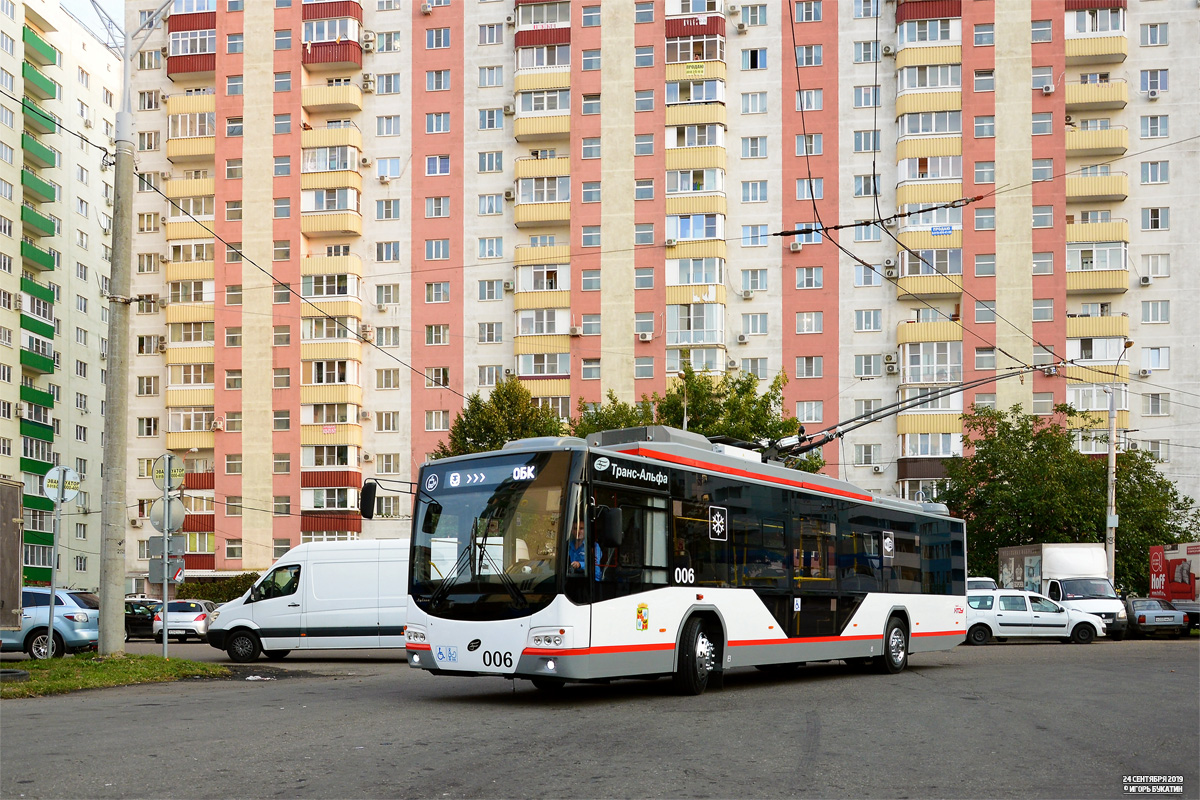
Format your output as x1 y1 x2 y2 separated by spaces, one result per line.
673 617 716 695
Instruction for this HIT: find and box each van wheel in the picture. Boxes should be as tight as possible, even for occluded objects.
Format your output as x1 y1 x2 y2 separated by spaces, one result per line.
26 630 65 660
263 650 290 660
226 631 262 663
967 625 991 646
878 617 909 674
673 617 715 695
1070 624 1096 644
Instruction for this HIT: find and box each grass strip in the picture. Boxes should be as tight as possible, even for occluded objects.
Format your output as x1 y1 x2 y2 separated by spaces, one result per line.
1 652 230 699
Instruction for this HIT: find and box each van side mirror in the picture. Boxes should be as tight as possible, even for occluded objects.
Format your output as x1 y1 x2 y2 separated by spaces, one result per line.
249 585 262 603
421 501 443 534
594 506 623 548
359 480 377 519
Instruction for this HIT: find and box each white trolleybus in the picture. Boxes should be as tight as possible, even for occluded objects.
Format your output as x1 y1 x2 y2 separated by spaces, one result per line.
390 426 966 694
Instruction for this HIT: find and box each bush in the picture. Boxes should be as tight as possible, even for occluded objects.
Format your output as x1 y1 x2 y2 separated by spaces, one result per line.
183 572 260 604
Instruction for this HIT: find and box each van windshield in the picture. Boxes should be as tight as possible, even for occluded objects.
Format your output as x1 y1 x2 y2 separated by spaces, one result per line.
1060 578 1117 600
410 450 576 621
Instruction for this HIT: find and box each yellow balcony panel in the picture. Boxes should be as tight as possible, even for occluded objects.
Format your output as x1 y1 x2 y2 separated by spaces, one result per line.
896 413 962 435
166 136 215 163
300 298 362 319
514 201 571 228
664 103 727 128
514 156 572 179
1065 80 1127 110
1067 221 1128 243
301 84 364 113
896 273 964 300
301 423 363 448
301 254 363 277
301 126 363 151
513 290 571 311
895 45 962 70
1066 174 1128 202
664 61 727 82
164 220 213 240
895 136 962 161
513 70 572 92
513 334 571 355
898 229 963 250
522 378 572 398
165 388 215 408
1065 127 1128 156
665 146 726 171
666 284 726 306
1066 269 1129 294
300 384 363 406
165 303 215 324
165 177 215 199
1066 314 1129 339
301 211 362 237
165 94 216 115
895 91 961 116
514 244 571 266
1066 410 1128 430
166 261 215 282
164 345 215 365
895 181 962 206
1065 35 1127 65
513 114 571 142
896 320 963 345
665 195 727 217
301 340 363 362
166 431 215 451
1065 364 1128 384
664 239 727 260
300 170 363 192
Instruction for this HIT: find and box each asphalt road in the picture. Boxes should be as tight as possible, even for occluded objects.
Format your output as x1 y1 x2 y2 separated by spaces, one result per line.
2 638 1197 800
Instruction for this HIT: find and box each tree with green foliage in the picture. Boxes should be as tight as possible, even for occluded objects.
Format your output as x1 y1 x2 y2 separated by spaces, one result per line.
432 376 564 458
572 390 656 438
184 573 261 604
938 404 1196 593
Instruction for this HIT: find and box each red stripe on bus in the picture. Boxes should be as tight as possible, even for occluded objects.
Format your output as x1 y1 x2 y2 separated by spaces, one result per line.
730 630 962 647
522 642 676 657
911 630 964 638
615 446 876 503
407 643 432 651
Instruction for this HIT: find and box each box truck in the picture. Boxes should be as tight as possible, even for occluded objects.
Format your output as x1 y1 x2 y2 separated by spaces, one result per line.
207 539 409 662
1149 542 1199 630
997 543 1127 640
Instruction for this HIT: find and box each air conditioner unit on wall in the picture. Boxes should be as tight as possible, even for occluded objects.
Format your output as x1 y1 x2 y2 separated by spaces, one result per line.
872 465 884 474
568 326 583 337
885 363 900 375
790 242 803 252
503 188 515 201
1139 275 1153 286
664 238 677 247
362 41 375 53
736 333 749 344
883 257 897 268
1041 84 1055 95
502 279 514 292
505 13 516 26
736 22 747 33
503 104 515 116
883 353 897 364
740 289 753 300
1147 89 1160 100
881 44 895 56
130 518 142 528
362 452 374 462
361 31 376 43
883 267 898 279
211 418 224 431
638 332 653 342
1138 369 1152 377
420 3 432 14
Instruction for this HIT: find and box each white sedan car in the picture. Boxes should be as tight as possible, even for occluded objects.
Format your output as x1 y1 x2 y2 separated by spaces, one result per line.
966 589 1107 645
152 599 218 643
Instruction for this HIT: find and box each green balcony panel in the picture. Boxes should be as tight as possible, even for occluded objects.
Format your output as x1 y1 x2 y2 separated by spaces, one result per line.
22 99 56 134
23 26 58 67
20 275 55 304
19 348 55 374
23 566 51 584
22 133 56 168
24 528 54 546
20 418 54 443
20 239 55 271
22 62 58 100
20 384 55 409
21 314 55 340
21 169 56 202
20 457 53 476
21 205 55 237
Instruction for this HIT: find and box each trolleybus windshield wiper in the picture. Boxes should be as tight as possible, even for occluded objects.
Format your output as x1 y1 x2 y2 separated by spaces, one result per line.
477 545 528 609
428 545 475 609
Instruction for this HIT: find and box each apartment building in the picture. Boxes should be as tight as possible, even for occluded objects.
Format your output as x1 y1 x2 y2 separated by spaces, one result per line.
1 0 117 592
123 0 1197 587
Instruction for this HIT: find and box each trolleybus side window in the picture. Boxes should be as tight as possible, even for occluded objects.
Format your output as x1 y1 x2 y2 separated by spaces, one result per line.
591 487 670 600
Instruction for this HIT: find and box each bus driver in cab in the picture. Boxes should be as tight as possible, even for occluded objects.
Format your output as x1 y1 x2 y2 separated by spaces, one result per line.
568 518 601 580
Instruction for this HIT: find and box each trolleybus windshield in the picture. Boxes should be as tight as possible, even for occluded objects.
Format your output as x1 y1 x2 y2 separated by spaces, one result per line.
411 450 576 620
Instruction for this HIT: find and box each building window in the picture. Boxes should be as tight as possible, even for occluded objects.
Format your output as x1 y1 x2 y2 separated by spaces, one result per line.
1032 299 1054 322
974 70 995 92
1141 300 1169 324
975 208 995 230
975 301 996 323
1141 208 1169 230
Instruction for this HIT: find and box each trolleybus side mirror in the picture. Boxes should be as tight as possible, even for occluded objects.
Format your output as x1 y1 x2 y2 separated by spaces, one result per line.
594 506 624 548
421 501 443 534
359 480 377 519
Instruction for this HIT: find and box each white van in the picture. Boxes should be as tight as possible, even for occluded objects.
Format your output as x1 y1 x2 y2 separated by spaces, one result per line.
206 540 409 663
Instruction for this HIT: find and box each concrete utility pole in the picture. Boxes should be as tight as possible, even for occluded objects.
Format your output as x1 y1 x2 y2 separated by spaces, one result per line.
91 0 173 655
1105 339 1134 585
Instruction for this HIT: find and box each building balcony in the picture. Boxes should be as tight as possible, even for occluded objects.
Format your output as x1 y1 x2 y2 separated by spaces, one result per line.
1066 410 1129 431
665 195 727 216
663 239 727 260
665 146 726 171
301 211 362 237
664 103 727 128
21 133 56 168
1065 126 1127 157
513 335 571 356
1066 174 1128 203
22 99 56 134
166 136 215 163
1065 35 1127 65
183 553 216 571
21 169 56 203
20 347 55 374
301 423 363 448
664 61 727 82
894 45 962 69
166 53 216 80
514 244 571 266
300 170 362 192
894 91 961 117
182 515 215 534
900 365 963 385
665 284 727 306
895 413 963 435
165 431 215 451
896 320 963 345
1066 270 1129 294
301 124 362 151
1066 220 1128 243
299 340 362 362
182 471 215 491
20 384 55 410
895 182 962 207
299 297 362 319
22 62 58 100
164 220 214 241
1066 313 1129 339
301 254 363 278
514 156 571 179
21 239 55 271
301 83 363 113
513 114 570 142
301 470 362 489
513 290 571 311
896 273 964 300
1064 80 1127 110
21 205 55 237
165 176 215 199
22 26 58 67
302 41 363 72
299 384 363 407
514 201 570 228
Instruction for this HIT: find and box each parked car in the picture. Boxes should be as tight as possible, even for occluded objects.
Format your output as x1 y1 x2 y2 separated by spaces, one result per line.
0 588 100 659
152 600 217 643
968 577 998 591
966 589 1106 645
124 599 161 642
1124 597 1187 639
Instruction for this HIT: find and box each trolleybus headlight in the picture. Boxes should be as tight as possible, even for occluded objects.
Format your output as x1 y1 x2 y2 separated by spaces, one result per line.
553 636 562 645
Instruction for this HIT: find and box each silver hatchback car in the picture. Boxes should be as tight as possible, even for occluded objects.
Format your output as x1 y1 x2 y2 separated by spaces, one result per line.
152 599 218 643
